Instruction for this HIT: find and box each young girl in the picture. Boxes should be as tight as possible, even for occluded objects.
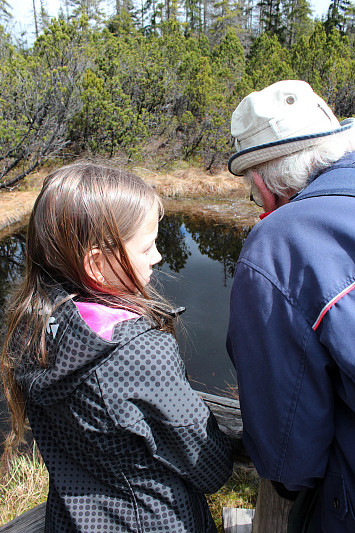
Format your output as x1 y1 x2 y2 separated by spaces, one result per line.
2 163 233 532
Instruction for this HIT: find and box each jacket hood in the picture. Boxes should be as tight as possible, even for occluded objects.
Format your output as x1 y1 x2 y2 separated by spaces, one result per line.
16 286 156 406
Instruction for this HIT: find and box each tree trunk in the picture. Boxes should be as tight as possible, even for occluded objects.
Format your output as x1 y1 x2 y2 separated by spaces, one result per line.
32 0 39 38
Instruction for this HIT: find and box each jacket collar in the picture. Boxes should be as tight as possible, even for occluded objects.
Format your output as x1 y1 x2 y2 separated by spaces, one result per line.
291 151 355 203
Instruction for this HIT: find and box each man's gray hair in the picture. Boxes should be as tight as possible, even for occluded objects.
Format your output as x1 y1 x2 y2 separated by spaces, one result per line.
245 128 355 197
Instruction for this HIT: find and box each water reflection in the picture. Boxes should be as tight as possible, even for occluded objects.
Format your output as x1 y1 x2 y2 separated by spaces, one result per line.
158 213 248 280
184 216 247 282
156 214 250 395
0 231 27 443
0 214 251 440
156 214 191 271
0 231 26 317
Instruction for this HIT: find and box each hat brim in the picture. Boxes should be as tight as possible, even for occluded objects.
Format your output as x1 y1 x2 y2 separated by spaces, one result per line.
228 119 354 176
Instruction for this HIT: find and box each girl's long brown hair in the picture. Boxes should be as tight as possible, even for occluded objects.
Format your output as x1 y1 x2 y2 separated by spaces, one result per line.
1 162 170 454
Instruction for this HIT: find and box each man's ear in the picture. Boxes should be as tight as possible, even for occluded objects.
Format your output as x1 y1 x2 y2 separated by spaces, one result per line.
252 171 290 212
83 248 105 284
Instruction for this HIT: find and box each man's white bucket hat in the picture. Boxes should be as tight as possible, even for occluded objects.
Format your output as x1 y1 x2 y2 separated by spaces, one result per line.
228 80 354 176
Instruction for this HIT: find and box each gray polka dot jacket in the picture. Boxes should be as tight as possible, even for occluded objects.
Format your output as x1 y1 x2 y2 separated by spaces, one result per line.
16 286 233 532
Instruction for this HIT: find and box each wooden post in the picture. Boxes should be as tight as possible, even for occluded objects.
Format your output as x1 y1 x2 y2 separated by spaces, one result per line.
251 479 293 533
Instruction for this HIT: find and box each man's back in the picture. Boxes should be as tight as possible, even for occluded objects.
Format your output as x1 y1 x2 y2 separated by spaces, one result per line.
227 152 355 532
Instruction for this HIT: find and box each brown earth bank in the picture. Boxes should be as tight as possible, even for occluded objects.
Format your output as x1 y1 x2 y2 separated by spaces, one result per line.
0 191 38 238
0 165 261 238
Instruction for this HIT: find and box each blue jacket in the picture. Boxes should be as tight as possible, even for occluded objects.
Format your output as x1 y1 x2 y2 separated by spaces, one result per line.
227 152 355 532
15 286 233 532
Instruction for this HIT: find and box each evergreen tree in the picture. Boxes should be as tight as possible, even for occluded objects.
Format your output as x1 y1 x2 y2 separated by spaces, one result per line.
324 0 350 33
203 0 208 32
0 0 353 179
139 0 161 35
164 0 179 20
0 0 11 22
344 0 354 47
256 0 284 38
291 22 353 113
33 0 39 38
242 0 254 32
184 0 203 33
209 0 243 44
0 24 12 60
212 30 247 95
106 8 137 36
0 18 92 187
253 0 312 44
39 0 51 31
282 0 313 47
67 0 105 24
114 0 135 14
59 0 71 21
246 32 295 88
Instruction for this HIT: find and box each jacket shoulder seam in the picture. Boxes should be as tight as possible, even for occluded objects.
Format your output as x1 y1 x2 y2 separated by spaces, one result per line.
238 257 313 326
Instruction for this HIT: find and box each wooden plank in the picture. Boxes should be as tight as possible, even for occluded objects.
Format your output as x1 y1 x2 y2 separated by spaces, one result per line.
199 391 240 410
199 391 243 440
0 503 46 533
199 391 251 465
223 507 254 532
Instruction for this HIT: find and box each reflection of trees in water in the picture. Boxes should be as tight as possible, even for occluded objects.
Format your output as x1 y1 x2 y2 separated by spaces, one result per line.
158 213 251 283
157 214 191 271
0 231 26 318
186 217 250 284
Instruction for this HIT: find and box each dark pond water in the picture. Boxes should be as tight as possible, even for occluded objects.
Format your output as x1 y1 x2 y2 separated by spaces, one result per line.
0 213 251 440
155 213 250 395
0 229 27 443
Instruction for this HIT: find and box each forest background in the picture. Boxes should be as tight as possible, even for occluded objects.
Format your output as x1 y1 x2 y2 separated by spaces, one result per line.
0 0 354 188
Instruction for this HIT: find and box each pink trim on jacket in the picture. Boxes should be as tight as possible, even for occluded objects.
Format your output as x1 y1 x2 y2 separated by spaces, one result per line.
74 302 140 341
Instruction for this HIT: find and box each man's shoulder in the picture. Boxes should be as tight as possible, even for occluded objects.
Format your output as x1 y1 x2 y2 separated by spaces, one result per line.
239 192 355 301
241 192 354 273
242 202 301 248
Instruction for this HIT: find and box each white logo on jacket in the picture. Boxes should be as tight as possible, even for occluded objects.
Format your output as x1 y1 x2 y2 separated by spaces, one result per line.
46 317 59 339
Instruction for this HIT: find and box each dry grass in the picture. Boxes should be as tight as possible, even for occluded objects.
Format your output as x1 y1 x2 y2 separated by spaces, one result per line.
0 191 38 232
207 467 259 532
0 165 248 234
135 167 244 197
0 444 49 526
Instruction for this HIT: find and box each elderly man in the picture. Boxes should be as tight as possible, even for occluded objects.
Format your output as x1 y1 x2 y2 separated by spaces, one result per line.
226 80 355 532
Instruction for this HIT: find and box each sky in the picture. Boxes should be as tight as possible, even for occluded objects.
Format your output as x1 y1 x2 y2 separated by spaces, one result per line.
8 0 61 36
7 0 332 38
7 0 112 37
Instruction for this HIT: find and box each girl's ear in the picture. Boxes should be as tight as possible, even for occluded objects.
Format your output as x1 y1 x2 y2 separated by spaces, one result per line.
83 248 106 284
